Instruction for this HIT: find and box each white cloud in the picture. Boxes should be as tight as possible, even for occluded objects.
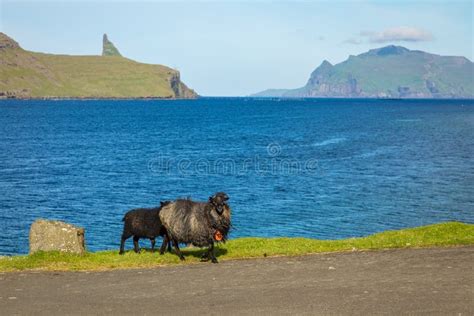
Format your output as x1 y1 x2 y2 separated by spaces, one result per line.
361 26 433 43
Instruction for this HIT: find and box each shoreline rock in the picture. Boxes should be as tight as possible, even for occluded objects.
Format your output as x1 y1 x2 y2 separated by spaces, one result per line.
29 219 86 255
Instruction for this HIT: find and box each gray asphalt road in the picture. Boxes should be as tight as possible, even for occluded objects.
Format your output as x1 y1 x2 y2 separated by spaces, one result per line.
0 247 473 315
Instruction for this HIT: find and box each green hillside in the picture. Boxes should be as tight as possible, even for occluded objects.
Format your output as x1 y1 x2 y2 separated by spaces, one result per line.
0 33 197 99
253 45 473 98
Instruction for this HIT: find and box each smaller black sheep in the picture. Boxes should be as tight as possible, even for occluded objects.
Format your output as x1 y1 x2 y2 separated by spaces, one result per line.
119 201 172 255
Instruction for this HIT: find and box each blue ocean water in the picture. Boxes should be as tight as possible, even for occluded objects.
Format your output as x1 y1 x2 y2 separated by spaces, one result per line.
0 98 473 255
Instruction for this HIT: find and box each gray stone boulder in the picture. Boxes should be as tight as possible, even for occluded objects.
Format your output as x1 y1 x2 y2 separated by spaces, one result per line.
29 219 86 254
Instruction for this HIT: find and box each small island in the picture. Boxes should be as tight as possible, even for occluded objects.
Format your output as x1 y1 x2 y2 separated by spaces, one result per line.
253 45 474 99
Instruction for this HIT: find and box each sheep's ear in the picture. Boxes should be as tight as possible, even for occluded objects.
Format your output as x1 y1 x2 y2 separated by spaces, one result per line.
209 196 214 203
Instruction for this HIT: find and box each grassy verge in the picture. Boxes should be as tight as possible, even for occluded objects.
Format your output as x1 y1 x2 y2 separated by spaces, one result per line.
0 222 472 272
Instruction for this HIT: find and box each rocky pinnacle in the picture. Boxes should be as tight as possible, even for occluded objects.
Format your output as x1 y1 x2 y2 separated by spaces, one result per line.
102 33 122 56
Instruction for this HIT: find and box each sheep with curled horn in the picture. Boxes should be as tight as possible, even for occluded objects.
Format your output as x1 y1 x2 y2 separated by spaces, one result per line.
159 192 231 263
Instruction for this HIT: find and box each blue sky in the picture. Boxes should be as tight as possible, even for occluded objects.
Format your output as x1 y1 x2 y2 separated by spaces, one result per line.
1 1 472 96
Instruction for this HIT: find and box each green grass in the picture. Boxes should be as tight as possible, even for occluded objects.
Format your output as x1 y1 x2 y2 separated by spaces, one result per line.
0 222 472 272
0 50 188 98
0 222 474 272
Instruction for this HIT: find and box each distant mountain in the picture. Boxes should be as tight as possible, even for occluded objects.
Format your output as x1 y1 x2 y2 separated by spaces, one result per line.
253 45 473 98
0 33 197 99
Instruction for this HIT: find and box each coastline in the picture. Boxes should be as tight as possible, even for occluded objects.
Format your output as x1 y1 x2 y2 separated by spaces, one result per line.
0 95 200 101
0 222 472 272
2 96 473 101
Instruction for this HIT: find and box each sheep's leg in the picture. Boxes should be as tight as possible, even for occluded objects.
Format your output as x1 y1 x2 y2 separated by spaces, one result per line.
119 233 131 255
209 242 218 264
200 244 211 262
172 239 185 261
133 236 140 253
200 251 210 262
150 238 156 252
159 234 169 255
167 238 173 253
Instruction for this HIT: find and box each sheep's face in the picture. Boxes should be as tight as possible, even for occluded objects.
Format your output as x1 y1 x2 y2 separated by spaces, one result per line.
209 192 229 216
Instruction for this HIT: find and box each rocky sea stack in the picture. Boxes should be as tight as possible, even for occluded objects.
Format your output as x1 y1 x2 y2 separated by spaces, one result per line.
102 33 122 57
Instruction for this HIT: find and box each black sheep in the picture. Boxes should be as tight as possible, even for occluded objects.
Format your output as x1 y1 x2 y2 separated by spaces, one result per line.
159 192 231 263
119 201 172 255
